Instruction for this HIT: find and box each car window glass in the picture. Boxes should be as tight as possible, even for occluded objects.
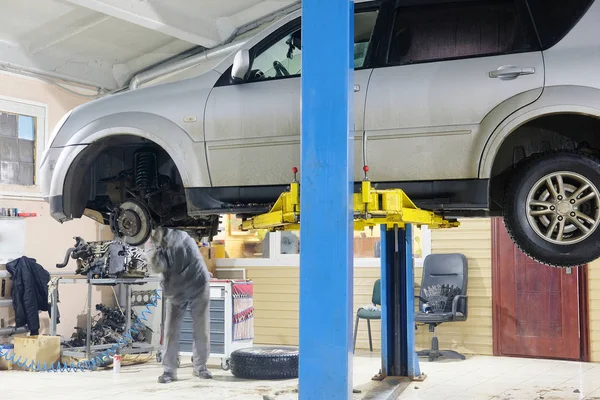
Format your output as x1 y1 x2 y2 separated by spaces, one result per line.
249 28 302 81
354 10 379 68
388 0 538 65
248 10 379 82
527 0 593 49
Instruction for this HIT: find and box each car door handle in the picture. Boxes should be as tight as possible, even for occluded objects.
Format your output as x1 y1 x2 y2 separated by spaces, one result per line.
489 66 535 80
354 84 360 92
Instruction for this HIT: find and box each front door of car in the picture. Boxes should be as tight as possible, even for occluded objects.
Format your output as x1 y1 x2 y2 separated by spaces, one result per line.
204 7 382 187
364 0 545 183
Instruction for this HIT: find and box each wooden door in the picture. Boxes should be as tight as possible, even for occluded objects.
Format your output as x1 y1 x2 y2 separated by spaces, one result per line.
492 218 589 360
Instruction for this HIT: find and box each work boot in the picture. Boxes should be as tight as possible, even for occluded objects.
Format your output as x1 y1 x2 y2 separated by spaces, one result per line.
158 371 177 383
193 366 213 379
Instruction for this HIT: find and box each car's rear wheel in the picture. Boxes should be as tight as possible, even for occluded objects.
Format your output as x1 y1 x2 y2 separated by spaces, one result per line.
504 151 600 267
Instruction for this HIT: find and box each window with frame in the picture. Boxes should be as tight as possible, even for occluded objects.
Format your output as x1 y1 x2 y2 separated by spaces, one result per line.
247 10 380 83
0 112 36 186
387 0 539 66
248 27 302 81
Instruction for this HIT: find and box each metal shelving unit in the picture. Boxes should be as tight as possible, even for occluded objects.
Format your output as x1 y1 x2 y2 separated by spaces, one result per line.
50 276 162 360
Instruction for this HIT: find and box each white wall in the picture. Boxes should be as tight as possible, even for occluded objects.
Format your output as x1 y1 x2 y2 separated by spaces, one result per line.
0 71 113 339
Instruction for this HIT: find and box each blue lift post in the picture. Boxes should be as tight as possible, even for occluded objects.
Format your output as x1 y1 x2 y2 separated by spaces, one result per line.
299 0 422 396
298 0 354 399
380 224 421 379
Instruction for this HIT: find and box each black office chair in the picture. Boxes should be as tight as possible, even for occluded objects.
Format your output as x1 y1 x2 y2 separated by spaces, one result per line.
415 253 468 361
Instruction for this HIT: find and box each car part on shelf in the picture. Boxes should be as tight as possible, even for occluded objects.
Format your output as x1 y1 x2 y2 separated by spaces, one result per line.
131 290 157 307
0 289 162 372
64 304 147 349
56 237 148 278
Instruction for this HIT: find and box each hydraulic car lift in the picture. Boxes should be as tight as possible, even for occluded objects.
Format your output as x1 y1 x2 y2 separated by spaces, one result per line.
285 1 464 397
239 169 459 397
240 168 458 233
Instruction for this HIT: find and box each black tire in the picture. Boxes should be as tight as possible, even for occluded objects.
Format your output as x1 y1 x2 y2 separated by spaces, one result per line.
229 346 298 380
504 150 600 267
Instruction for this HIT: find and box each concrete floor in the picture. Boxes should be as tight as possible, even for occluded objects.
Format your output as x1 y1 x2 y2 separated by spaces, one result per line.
401 356 600 400
2 354 600 399
1 353 381 400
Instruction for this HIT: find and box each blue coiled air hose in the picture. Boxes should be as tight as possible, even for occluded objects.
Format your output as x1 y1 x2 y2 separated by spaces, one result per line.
0 289 162 372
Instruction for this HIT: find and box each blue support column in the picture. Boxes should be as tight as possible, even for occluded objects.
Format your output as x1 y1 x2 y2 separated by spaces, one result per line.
379 224 391 376
380 224 421 379
404 225 421 378
298 0 354 399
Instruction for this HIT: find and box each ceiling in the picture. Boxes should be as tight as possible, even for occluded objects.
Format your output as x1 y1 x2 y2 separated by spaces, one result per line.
0 0 298 92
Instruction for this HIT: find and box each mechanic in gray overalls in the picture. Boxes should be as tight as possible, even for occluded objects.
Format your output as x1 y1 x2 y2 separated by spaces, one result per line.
147 227 212 383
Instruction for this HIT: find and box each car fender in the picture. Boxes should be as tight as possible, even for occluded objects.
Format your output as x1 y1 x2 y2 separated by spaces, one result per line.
62 111 211 189
478 85 600 179
49 144 88 200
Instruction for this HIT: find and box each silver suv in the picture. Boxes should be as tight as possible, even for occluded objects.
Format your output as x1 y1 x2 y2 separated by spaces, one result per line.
40 0 600 267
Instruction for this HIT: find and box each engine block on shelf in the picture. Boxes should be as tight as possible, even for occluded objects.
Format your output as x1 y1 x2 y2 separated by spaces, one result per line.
57 236 149 279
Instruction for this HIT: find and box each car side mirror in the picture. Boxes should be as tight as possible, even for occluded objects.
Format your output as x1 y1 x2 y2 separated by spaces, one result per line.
231 49 250 82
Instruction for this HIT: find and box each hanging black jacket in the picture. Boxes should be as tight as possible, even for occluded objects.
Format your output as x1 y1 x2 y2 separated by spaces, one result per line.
6 256 53 335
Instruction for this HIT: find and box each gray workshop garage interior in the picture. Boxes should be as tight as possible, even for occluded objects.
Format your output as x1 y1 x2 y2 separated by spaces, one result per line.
1 0 600 399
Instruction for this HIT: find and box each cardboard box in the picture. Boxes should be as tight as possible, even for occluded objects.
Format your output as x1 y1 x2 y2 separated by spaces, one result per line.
13 335 61 371
354 236 380 258
200 246 217 277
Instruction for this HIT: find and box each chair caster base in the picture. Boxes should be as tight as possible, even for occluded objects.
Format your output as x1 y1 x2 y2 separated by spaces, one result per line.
417 349 466 361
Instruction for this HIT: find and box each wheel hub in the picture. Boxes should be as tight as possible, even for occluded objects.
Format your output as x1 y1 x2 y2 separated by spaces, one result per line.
117 210 142 237
556 201 572 216
111 200 152 246
526 171 600 245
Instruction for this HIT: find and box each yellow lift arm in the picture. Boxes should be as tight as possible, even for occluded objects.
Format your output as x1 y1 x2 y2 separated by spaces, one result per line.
240 168 459 232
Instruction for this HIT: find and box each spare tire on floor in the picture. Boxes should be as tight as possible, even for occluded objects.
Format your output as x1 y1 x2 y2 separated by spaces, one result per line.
230 346 299 380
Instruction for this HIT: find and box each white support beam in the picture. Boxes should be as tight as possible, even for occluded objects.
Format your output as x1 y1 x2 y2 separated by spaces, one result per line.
22 8 110 55
222 0 298 29
63 0 231 47
0 40 118 90
111 39 196 87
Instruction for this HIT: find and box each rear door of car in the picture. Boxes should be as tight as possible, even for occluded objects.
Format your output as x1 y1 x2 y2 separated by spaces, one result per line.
364 0 545 183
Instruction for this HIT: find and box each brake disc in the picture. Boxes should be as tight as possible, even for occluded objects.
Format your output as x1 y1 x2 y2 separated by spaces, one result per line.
112 200 152 246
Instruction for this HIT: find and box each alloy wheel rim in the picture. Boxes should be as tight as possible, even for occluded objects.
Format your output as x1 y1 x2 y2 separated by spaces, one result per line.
526 171 600 245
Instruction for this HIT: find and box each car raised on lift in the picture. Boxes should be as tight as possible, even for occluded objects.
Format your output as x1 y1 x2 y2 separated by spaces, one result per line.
41 0 600 267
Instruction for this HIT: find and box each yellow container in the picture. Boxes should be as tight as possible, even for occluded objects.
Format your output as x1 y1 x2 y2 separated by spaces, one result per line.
212 244 226 258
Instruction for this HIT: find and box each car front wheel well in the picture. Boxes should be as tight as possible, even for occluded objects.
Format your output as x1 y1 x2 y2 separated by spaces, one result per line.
63 134 187 224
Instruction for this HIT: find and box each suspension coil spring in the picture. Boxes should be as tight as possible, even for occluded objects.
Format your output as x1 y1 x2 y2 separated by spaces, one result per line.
134 151 156 192
0 289 162 373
